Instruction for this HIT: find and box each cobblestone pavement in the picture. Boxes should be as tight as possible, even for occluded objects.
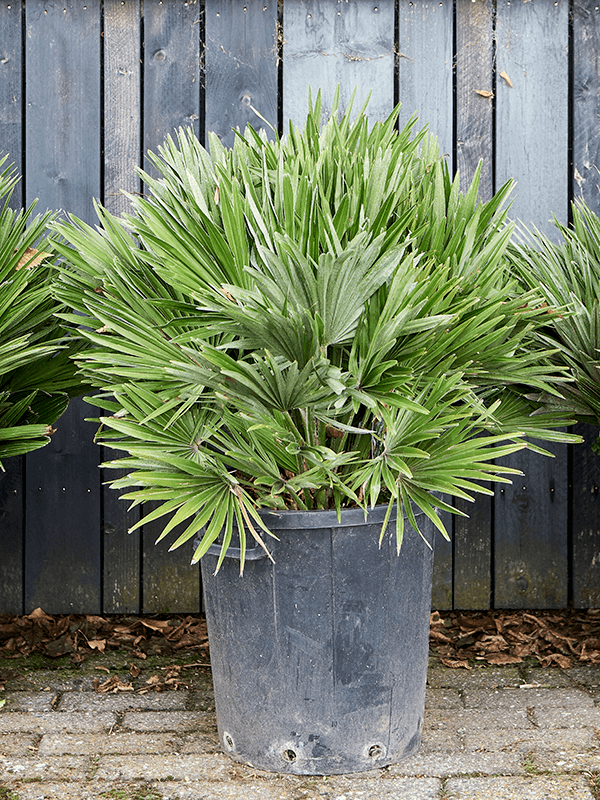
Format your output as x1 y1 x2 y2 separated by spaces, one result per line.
1 661 599 799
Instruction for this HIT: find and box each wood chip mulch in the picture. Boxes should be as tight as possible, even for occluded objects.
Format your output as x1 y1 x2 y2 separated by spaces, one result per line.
429 608 600 669
1 607 600 675
0 608 209 662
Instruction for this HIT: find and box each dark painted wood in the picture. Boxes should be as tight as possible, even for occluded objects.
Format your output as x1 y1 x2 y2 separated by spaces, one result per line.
102 1 143 612
573 0 600 216
454 490 492 610
572 424 600 608
432 532 453 611
397 0 453 160
495 0 569 235
104 0 142 215
455 0 493 199
0 2 23 209
142 516 201 614
494 443 568 609
0 458 24 614
140 1 203 610
25 400 102 614
205 0 278 148
24 1 101 220
23 3 102 614
283 0 395 129
143 0 201 171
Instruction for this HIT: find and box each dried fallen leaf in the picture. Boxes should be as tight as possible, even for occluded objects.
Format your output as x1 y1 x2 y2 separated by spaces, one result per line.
87 640 106 653
475 89 493 98
500 70 513 88
486 653 523 665
441 658 472 670
16 248 52 270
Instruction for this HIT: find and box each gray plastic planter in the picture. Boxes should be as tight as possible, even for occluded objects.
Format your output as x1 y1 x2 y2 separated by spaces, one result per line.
200 504 435 775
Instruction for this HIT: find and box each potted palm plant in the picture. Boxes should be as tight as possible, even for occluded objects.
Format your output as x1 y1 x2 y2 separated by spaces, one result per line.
52 91 576 774
508 201 600 444
0 156 87 465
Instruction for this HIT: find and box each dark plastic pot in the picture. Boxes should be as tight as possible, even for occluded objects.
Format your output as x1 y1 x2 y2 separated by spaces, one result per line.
200 503 434 775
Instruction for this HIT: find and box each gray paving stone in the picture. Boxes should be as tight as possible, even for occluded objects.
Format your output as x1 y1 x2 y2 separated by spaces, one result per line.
177 729 224 754
521 667 578 688
138 778 442 800
463 687 593 709
388 751 523 777
0 732 38 757
463 728 594 753
445 774 594 799
534 706 600 728
564 666 600 688
2 692 57 712
0 784 106 800
420 727 463 752
37 730 180 756
0 754 89 782
122 710 209 731
93 752 234 781
427 667 520 690
530 750 600 772
59 690 188 712
424 707 531 731
0 711 117 733
424 687 463 709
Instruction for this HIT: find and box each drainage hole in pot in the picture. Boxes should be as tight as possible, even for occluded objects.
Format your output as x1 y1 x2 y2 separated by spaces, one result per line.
368 744 385 759
223 733 235 751
282 749 297 763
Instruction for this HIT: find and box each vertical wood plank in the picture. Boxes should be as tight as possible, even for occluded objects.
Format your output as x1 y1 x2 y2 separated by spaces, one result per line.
142 522 201 614
0 458 24 614
573 0 600 216
455 0 494 198
104 0 142 215
431 535 453 611
102 0 143 613
141 0 202 612
23 2 102 614
25 403 102 614
143 0 201 169
205 0 278 148
454 491 492 610
397 0 453 158
283 0 395 129
0 2 23 209
0 5 24 613
495 0 569 234
572 424 600 608
494 444 568 609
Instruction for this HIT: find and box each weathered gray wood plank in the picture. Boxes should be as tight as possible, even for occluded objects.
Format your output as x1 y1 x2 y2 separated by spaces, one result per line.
23 2 103 614
205 0 278 148
0 458 24 614
572 424 600 608
143 0 201 170
141 0 202 612
25 402 102 614
0 2 23 209
102 1 143 612
495 0 569 234
397 0 453 160
573 0 600 216
24 0 101 220
142 519 201 614
454 490 492 610
104 0 142 216
455 0 493 199
494 444 568 609
283 0 395 129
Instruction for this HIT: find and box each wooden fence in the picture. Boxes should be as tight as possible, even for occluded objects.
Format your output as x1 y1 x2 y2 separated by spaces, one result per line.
1 0 599 615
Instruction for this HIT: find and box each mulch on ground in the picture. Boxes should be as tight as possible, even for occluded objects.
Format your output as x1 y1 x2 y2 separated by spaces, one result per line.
430 608 600 669
1 607 599 675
